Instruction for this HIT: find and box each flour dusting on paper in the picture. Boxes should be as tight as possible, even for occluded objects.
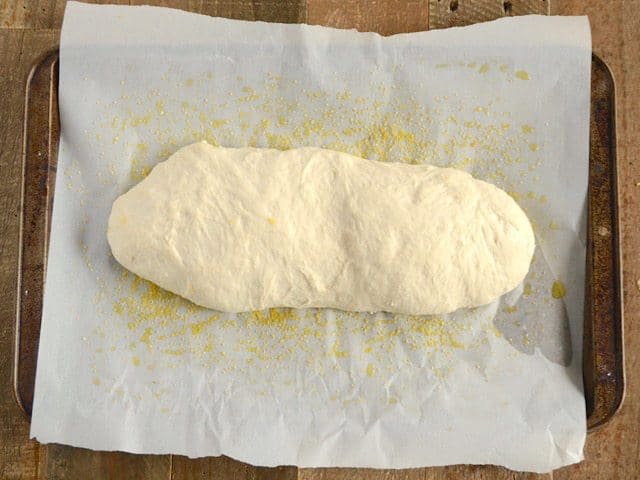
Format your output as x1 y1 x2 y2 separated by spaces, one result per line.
32 2 590 473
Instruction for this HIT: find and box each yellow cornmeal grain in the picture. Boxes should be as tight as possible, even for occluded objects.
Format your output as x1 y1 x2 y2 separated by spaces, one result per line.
190 315 219 336
330 339 349 358
250 308 297 327
266 133 293 150
140 327 153 348
507 190 522 201
155 100 165 115
114 277 203 333
551 281 567 299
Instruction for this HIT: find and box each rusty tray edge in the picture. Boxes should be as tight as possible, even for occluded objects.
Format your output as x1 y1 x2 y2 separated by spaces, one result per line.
14 49 59 419
585 54 625 432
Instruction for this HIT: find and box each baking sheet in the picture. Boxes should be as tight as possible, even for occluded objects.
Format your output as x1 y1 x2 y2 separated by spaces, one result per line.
31 2 591 473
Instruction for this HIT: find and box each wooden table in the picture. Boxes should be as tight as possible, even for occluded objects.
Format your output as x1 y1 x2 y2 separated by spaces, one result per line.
1 1 638 478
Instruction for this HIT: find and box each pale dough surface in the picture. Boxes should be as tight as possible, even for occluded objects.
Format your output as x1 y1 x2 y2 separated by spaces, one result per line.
108 142 535 315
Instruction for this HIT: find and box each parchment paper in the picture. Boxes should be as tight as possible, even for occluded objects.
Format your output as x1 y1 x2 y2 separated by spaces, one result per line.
31 2 591 473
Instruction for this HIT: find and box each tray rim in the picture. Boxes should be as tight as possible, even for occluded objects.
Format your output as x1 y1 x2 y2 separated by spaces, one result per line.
14 49 60 419
585 54 625 431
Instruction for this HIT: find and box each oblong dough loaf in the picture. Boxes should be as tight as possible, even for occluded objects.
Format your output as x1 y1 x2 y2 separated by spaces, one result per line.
108 142 535 315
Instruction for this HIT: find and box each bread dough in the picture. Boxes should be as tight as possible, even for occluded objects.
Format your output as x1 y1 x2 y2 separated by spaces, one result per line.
108 142 535 315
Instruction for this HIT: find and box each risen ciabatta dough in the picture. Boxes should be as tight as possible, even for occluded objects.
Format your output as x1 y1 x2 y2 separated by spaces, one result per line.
108 142 535 315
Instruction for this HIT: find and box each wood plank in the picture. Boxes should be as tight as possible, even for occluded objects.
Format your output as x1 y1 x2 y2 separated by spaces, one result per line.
28 1 310 29
0 1 32 28
0 0 308 44
0 0 132 30
129 0 203 8
171 456 253 480
423 466 548 479
171 456 298 480
299 466 548 480
550 1 640 478
128 0 204 13
428 0 548 29
200 0 307 23
0 26 59 480
299 467 424 480
42 444 170 480
307 0 428 35
33 0 67 30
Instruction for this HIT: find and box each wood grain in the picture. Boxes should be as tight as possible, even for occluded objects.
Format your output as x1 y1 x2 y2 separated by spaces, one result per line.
428 0 548 29
425 467 546 480
128 0 203 10
1 0 638 479
307 0 428 35
298 466 547 479
0 0 132 29
42 445 170 480
424 467 548 480
200 0 307 23
299 468 424 480
0 1 32 28
172 455 298 480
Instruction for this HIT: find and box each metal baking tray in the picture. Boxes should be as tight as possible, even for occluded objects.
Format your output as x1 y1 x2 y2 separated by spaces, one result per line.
14 50 624 431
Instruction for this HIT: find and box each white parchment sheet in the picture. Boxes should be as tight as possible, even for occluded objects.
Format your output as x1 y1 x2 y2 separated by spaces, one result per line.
31 2 591 473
